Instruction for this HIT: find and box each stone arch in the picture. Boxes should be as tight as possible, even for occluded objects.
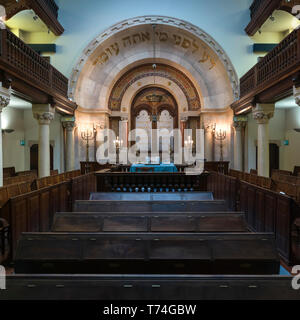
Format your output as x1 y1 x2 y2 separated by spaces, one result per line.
108 63 201 112
70 15 239 113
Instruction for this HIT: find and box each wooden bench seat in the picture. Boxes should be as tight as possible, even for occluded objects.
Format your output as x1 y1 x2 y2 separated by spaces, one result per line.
74 200 229 212
15 232 280 275
0 274 298 300
0 182 32 208
52 212 249 233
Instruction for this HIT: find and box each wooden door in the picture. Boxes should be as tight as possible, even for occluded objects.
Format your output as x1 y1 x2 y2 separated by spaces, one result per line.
30 144 54 171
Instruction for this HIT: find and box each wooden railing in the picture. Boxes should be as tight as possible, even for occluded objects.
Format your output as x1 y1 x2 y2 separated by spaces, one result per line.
96 171 208 193
208 171 300 265
0 29 69 98
0 172 97 259
40 0 59 18
245 0 281 36
240 27 300 97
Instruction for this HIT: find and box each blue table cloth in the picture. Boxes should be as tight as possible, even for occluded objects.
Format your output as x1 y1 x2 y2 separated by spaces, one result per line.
130 163 178 173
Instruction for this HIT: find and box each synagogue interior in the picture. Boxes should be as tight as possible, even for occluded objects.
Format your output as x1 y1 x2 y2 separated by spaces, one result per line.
0 0 300 301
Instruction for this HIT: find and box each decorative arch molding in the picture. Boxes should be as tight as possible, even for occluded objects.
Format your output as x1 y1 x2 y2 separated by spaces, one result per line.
120 75 189 115
108 63 200 112
130 87 178 130
69 15 239 107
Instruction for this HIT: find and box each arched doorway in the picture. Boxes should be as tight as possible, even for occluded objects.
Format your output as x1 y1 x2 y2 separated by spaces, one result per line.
30 144 54 171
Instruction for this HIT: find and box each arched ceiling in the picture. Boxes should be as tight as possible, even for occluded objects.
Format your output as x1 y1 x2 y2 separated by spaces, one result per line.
70 15 239 113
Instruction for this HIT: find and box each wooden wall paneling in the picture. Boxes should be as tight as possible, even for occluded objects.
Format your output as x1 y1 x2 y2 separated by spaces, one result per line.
275 195 292 263
255 188 265 232
247 184 257 231
26 194 40 233
39 189 51 231
10 198 27 258
264 191 277 233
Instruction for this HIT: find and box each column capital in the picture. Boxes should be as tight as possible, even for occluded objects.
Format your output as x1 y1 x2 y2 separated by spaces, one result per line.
0 85 11 112
0 6 6 30
252 104 274 124
33 104 55 125
61 116 76 131
293 85 300 107
233 116 247 131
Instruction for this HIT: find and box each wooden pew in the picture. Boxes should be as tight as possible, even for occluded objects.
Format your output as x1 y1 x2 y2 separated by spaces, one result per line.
15 232 280 275
74 200 229 212
1 274 298 300
52 212 249 233
3 167 15 178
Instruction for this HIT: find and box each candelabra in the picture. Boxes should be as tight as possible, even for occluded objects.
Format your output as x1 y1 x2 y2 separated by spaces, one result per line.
113 136 123 163
214 128 226 161
184 135 193 148
81 127 96 162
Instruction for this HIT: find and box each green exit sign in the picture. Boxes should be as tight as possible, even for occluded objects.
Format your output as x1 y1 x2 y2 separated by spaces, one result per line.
283 140 289 146
20 140 25 146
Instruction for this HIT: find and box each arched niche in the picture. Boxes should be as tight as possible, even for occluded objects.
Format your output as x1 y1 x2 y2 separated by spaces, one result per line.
70 15 239 113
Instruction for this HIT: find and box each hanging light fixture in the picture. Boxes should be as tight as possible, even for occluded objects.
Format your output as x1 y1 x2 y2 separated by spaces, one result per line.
146 24 163 122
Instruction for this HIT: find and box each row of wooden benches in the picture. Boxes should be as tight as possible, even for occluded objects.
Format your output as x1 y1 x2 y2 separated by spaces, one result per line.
2 194 299 300
229 168 300 202
0 170 82 208
3 169 59 185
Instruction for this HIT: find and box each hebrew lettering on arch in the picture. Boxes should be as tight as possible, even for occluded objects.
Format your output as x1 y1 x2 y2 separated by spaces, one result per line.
122 36 132 47
192 40 199 53
141 32 150 42
199 51 209 63
93 51 109 65
110 43 120 56
158 32 168 42
132 34 142 44
173 34 182 46
209 58 216 70
181 38 191 49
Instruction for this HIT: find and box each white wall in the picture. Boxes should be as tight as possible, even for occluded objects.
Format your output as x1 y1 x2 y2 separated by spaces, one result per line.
24 109 63 173
246 108 287 172
2 107 26 172
53 0 255 78
2 106 64 173
282 107 300 171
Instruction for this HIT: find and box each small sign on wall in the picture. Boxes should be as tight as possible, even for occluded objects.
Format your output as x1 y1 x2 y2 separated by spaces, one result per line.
283 140 289 146
20 140 25 146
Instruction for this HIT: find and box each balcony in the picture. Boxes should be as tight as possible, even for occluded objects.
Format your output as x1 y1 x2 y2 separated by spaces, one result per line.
245 0 292 36
4 0 64 35
0 29 76 115
232 27 300 114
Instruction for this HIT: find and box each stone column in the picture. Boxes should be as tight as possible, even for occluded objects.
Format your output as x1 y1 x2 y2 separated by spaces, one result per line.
180 117 188 147
62 117 75 172
0 86 11 186
233 117 247 171
293 85 300 107
252 104 274 177
119 118 128 148
33 104 55 178
203 123 214 161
